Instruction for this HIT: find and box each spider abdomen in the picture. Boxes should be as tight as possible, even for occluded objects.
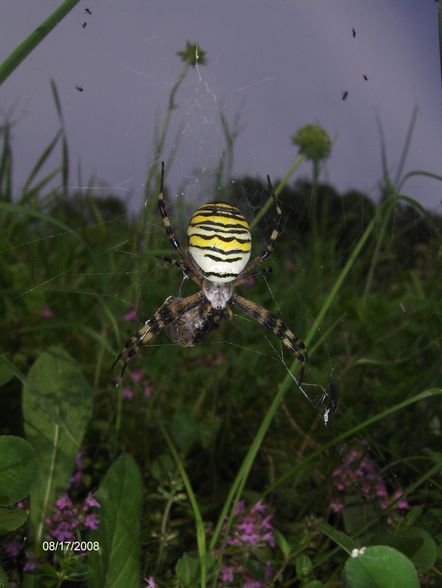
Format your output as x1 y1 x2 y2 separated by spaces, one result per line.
187 202 251 283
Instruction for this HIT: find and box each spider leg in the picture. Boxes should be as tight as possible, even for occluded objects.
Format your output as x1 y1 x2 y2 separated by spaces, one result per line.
156 255 190 278
230 293 306 383
158 161 186 259
240 175 283 274
234 267 273 286
157 162 203 287
113 292 205 376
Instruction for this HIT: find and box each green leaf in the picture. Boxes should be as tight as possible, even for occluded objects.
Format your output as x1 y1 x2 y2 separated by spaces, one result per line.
318 522 357 554
0 360 14 387
371 527 437 573
0 436 38 505
0 507 28 532
176 553 199 588
274 529 291 559
0 565 10 588
296 554 313 579
23 347 92 546
344 545 419 588
88 454 143 588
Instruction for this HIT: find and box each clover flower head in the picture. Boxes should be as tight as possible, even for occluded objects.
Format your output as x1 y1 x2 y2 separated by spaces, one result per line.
292 124 332 162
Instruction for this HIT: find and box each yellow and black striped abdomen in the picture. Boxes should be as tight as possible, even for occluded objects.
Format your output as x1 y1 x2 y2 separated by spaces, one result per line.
187 202 251 283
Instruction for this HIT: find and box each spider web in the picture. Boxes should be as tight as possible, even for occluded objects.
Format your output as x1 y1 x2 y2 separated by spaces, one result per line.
2 1 441 526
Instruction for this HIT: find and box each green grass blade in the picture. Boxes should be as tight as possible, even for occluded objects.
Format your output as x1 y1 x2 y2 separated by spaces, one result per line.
0 0 81 86
160 422 207 588
50 80 69 195
0 201 86 244
21 168 61 203
393 105 419 188
22 131 61 195
398 169 442 192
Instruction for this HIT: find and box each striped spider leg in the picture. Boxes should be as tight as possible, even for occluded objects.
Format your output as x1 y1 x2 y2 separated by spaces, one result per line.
229 293 307 383
157 161 202 286
237 175 283 277
113 292 205 376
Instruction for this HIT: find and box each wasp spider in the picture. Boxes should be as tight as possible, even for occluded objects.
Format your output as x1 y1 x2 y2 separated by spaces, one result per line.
113 162 306 381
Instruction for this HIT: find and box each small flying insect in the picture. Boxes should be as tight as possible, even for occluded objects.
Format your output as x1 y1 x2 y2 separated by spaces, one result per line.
362 73 368 81
81 22 87 29
85 8 92 15
75 85 84 92
341 90 349 101
352 27 356 38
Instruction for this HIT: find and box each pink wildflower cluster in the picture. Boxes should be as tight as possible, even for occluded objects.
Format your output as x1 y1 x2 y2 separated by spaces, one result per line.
3 538 37 572
45 492 100 544
2 504 39 572
45 452 100 546
330 445 410 518
144 577 157 588
220 500 275 588
118 368 154 400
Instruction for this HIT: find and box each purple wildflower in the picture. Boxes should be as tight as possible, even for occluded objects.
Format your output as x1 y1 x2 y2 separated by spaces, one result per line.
243 581 264 588
85 494 101 509
330 444 410 521
220 566 234 582
143 380 153 398
41 306 54 318
69 471 83 487
219 500 275 587
330 499 344 513
76 451 85 470
23 551 37 572
52 522 75 542
131 368 143 382
124 308 137 321
56 494 72 510
122 386 134 400
4 539 23 557
84 513 100 530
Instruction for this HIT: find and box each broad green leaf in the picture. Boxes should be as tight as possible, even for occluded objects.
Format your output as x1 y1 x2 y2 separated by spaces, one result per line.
23 347 92 546
0 507 28 533
0 436 38 505
88 454 143 588
371 527 437 573
344 545 419 588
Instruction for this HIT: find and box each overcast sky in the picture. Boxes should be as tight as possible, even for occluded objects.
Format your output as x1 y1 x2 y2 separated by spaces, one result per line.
1 0 441 211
